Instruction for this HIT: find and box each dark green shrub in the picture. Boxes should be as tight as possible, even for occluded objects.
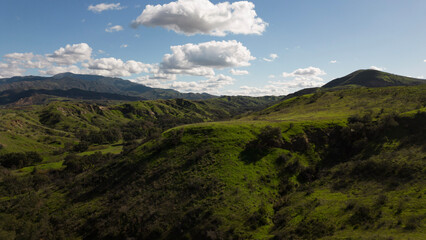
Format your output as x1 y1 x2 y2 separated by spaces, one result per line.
404 215 423 230
73 141 89 152
0 152 42 169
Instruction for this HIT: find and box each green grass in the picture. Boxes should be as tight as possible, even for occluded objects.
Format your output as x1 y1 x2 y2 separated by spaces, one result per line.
77 144 123 156
14 161 64 175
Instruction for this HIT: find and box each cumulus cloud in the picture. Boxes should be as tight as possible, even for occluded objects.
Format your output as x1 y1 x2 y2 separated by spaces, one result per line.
47 43 92 65
132 74 234 94
370 66 385 71
226 85 288 96
4 52 35 61
0 43 154 78
131 0 267 36
170 74 234 93
230 69 249 75
0 61 26 78
423 60 426 62
88 3 124 13
82 57 152 77
160 40 255 76
120 44 128 48
105 25 124 32
274 66 327 90
39 65 85 76
282 66 326 78
263 53 278 62
226 67 327 96
330 60 337 64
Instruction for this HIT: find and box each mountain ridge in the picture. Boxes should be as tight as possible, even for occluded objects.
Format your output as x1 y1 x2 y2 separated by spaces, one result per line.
0 72 215 101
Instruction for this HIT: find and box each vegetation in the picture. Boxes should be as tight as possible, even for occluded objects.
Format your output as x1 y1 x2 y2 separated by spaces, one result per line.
0 71 425 239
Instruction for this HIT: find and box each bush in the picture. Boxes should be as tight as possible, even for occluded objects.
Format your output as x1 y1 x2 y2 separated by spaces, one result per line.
73 141 89 152
0 152 43 169
404 215 423 230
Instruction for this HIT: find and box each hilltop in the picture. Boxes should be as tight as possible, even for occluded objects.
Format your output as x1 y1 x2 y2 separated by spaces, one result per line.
323 69 425 88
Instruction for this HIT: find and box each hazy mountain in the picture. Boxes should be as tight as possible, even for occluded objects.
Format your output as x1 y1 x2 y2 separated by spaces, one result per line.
0 72 215 101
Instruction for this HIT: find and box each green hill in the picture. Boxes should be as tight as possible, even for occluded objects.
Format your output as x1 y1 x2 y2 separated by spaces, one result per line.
323 69 425 88
0 72 425 239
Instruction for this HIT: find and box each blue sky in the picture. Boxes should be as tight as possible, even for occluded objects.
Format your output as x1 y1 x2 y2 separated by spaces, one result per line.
0 0 425 96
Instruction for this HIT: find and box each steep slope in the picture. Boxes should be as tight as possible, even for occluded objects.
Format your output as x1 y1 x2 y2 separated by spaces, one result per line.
0 73 215 101
323 69 425 88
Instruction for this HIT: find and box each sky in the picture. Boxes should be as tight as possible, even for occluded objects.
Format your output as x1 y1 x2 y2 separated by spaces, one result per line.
0 0 425 96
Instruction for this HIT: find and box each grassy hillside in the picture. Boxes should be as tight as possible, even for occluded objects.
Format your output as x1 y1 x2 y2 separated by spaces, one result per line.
323 69 425 88
249 85 426 122
0 85 425 239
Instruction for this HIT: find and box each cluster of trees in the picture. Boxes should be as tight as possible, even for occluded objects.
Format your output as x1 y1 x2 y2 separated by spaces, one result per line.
0 151 43 169
78 128 121 145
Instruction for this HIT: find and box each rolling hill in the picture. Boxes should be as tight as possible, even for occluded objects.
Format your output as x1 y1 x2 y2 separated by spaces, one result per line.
0 70 425 239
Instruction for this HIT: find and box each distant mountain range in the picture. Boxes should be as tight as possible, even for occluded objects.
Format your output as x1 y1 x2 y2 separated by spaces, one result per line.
0 70 424 105
0 72 214 103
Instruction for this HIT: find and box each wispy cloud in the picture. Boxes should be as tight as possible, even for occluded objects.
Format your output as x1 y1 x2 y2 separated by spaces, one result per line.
370 66 385 71
230 69 249 76
263 53 278 62
105 25 124 33
88 3 124 13
120 44 128 48
330 60 337 64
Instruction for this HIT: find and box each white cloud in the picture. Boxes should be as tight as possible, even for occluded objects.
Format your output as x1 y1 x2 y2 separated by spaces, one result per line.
272 66 328 92
160 40 255 76
132 0 267 36
282 66 326 78
120 44 128 48
132 74 234 94
88 3 124 13
4 52 35 61
0 61 26 78
82 57 152 77
230 69 249 75
370 66 385 71
39 65 85 76
330 60 337 64
0 43 154 78
170 74 234 94
227 67 326 96
226 85 288 96
105 25 124 32
423 60 426 62
47 43 92 65
268 74 276 79
263 53 278 62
